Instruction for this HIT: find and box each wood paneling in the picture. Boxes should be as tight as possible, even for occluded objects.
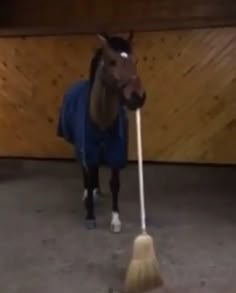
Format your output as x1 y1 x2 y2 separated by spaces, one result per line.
132 28 236 164
1 0 236 36
0 28 235 163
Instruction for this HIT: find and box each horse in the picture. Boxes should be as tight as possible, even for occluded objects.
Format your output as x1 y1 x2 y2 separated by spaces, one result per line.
57 33 146 233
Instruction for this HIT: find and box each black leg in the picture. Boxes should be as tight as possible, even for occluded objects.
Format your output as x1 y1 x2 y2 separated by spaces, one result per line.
84 167 97 229
94 167 100 191
82 166 100 191
110 169 120 213
110 169 122 233
82 166 88 189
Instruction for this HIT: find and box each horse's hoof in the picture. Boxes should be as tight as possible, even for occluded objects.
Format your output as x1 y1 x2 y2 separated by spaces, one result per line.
85 219 96 230
110 212 122 233
110 222 121 233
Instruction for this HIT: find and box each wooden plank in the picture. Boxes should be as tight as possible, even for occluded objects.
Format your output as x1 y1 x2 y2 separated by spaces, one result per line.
0 28 235 163
1 18 236 37
1 0 236 36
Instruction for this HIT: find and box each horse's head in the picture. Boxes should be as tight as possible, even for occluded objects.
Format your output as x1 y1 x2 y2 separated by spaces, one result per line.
96 33 137 89
89 33 144 130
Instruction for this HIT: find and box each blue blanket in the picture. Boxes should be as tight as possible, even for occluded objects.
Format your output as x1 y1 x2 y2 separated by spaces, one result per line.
57 80 128 169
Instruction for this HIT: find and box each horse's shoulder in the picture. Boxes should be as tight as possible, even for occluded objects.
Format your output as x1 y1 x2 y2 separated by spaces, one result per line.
65 80 89 98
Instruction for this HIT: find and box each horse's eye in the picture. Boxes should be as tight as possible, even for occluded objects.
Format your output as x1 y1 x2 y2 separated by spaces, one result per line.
110 60 116 66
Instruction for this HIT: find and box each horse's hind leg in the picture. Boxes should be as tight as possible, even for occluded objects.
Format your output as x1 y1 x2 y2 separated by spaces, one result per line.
84 167 97 229
110 169 122 233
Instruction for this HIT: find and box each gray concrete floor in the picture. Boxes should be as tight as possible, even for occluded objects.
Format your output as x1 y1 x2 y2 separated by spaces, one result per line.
0 160 236 293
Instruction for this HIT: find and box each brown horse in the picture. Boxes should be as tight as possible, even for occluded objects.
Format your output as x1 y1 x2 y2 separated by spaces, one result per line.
57 33 146 232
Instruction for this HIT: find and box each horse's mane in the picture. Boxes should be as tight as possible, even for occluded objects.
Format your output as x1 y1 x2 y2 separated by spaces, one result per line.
89 36 132 88
89 48 103 87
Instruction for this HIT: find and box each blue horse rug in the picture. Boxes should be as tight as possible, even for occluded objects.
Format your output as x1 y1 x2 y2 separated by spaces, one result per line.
57 80 128 169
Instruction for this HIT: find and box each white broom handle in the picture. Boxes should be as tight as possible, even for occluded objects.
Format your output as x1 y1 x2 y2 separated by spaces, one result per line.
136 109 146 233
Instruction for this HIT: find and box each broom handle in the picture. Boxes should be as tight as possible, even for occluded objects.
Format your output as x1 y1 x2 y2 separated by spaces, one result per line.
136 109 146 233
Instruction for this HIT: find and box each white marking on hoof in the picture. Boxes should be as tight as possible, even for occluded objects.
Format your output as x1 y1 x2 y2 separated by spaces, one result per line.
82 189 88 202
82 189 99 202
93 188 99 201
110 212 122 233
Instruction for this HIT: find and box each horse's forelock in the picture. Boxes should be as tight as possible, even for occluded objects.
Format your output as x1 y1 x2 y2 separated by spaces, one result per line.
106 36 132 54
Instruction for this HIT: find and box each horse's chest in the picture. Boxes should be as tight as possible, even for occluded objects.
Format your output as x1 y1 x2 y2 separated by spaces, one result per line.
89 92 120 130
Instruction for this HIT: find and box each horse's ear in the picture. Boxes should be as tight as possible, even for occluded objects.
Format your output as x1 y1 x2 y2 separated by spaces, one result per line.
128 31 134 43
97 33 109 46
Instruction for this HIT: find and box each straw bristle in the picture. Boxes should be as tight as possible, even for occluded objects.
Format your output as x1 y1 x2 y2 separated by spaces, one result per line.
124 233 163 293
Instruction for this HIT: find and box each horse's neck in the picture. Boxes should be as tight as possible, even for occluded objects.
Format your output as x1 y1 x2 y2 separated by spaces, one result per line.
89 66 119 130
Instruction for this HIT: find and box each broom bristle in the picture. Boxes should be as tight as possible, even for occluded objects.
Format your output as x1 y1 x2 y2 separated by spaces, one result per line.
124 233 163 293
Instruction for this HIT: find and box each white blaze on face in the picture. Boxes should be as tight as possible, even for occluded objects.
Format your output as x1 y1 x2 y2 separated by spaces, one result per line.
120 52 129 58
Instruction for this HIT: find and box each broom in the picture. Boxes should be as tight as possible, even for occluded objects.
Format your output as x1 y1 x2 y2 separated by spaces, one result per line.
124 109 164 293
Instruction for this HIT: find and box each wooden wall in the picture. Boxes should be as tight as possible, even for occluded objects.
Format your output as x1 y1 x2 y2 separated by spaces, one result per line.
1 0 236 35
0 27 236 163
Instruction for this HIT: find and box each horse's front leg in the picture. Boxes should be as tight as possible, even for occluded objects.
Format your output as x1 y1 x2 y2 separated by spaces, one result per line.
82 166 100 202
84 167 97 229
110 169 122 233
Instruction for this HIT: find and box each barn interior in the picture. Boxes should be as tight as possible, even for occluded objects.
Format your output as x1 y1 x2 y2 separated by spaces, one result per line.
0 1 236 292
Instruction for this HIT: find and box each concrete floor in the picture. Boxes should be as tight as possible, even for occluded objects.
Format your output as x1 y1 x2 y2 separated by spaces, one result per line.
0 160 236 293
